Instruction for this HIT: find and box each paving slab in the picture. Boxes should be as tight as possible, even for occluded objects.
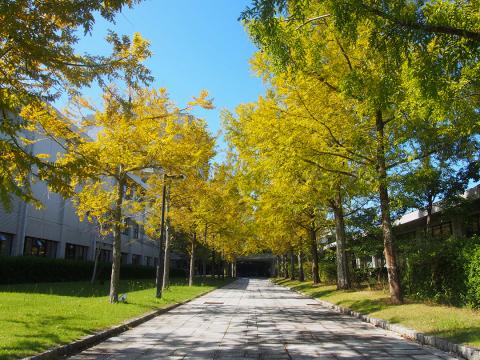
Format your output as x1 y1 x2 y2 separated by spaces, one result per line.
69 278 456 359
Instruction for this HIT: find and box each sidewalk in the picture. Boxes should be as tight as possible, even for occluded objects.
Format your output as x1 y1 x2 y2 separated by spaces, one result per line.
69 278 456 359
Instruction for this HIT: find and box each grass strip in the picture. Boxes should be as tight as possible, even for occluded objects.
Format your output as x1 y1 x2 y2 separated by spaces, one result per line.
0 277 230 359
273 278 480 348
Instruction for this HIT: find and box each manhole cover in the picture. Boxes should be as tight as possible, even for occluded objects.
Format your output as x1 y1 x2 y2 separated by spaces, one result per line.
307 303 322 306
204 301 224 305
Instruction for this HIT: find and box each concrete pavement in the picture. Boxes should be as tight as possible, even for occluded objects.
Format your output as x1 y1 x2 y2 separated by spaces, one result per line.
69 278 456 359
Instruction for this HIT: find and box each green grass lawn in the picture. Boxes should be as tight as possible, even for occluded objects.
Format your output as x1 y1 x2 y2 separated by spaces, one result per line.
0 277 230 359
274 278 480 348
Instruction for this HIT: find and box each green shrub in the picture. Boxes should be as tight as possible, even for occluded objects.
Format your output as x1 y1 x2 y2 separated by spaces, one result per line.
302 260 312 280
351 267 371 286
466 244 480 309
319 249 337 283
348 266 387 288
401 235 480 306
169 267 187 278
0 256 156 284
299 251 344 284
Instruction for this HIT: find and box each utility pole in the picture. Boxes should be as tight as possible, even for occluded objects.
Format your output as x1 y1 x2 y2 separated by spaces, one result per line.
155 175 167 298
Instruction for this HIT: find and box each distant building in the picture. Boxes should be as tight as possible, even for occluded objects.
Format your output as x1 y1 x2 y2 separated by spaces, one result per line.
320 185 480 270
394 184 480 242
361 184 480 269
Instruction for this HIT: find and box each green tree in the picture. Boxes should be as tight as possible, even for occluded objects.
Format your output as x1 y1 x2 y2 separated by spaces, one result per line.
241 0 480 303
0 0 149 209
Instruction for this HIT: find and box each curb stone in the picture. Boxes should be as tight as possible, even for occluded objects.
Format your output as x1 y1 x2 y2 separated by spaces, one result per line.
23 284 225 360
276 281 480 360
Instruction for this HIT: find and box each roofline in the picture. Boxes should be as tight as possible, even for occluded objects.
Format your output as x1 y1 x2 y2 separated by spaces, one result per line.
394 184 480 226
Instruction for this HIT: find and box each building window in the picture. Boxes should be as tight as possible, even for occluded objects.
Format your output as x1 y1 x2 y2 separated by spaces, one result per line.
24 237 58 258
121 252 129 264
154 257 159 267
430 222 452 239
466 214 480 237
145 256 152 267
132 222 139 239
397 231 416 242
122 218 130 236
0 232 13 256
132 254 142 265
65 243 88 261
372 255 384 268
99 249 112 262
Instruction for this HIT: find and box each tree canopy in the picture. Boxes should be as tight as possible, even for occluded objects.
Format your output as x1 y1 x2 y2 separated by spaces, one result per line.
0 0 150 209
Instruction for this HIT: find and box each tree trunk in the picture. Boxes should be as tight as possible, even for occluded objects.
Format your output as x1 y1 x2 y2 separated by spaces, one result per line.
283 254 289 278
290 250 295 280
163 188 171 290
298 251 305 282
189 233 196 286
276 255 282 277
221 257 225 279
426 194 434 241
202 258 207 280
211 250 216 278
162 221 170 290
279 256 283 277
376 110 403 304
332 187 350 290
201 225 207 281
309 225 320 284
91 241 100 284
155 178 168 298
109 175 125 303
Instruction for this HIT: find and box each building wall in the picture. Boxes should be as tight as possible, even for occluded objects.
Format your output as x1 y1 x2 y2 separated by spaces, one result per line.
0 132 160 265
354 185 480 270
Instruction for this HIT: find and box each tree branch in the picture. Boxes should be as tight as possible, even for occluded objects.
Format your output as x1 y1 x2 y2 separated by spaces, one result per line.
295 14 331 30
361 3 480 42
299 156 357 178
294 89 373 164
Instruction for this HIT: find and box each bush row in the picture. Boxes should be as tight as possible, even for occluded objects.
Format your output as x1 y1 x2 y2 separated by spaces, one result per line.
0 256 159 284
342 235 480 308
289 235 480 309
401 235 480 308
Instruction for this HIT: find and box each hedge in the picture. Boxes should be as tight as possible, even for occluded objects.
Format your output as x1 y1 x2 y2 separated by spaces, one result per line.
0 256 157 284
401 235 480 308
466 244 480 308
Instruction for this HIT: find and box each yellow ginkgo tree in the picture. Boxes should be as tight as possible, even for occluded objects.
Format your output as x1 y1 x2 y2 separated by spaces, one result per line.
59 87 214 303
150 130 215 287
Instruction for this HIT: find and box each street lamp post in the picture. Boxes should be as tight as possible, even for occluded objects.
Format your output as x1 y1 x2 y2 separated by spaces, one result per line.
155 173 185 298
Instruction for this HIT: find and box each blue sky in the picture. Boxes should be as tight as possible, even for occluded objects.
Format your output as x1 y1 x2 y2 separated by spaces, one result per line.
70 0 264 160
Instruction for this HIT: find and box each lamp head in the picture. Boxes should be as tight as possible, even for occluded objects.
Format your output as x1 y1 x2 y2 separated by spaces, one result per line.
165 173 186 181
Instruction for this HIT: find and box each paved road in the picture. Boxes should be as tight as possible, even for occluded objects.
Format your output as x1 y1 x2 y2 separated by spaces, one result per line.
70 278 456 359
